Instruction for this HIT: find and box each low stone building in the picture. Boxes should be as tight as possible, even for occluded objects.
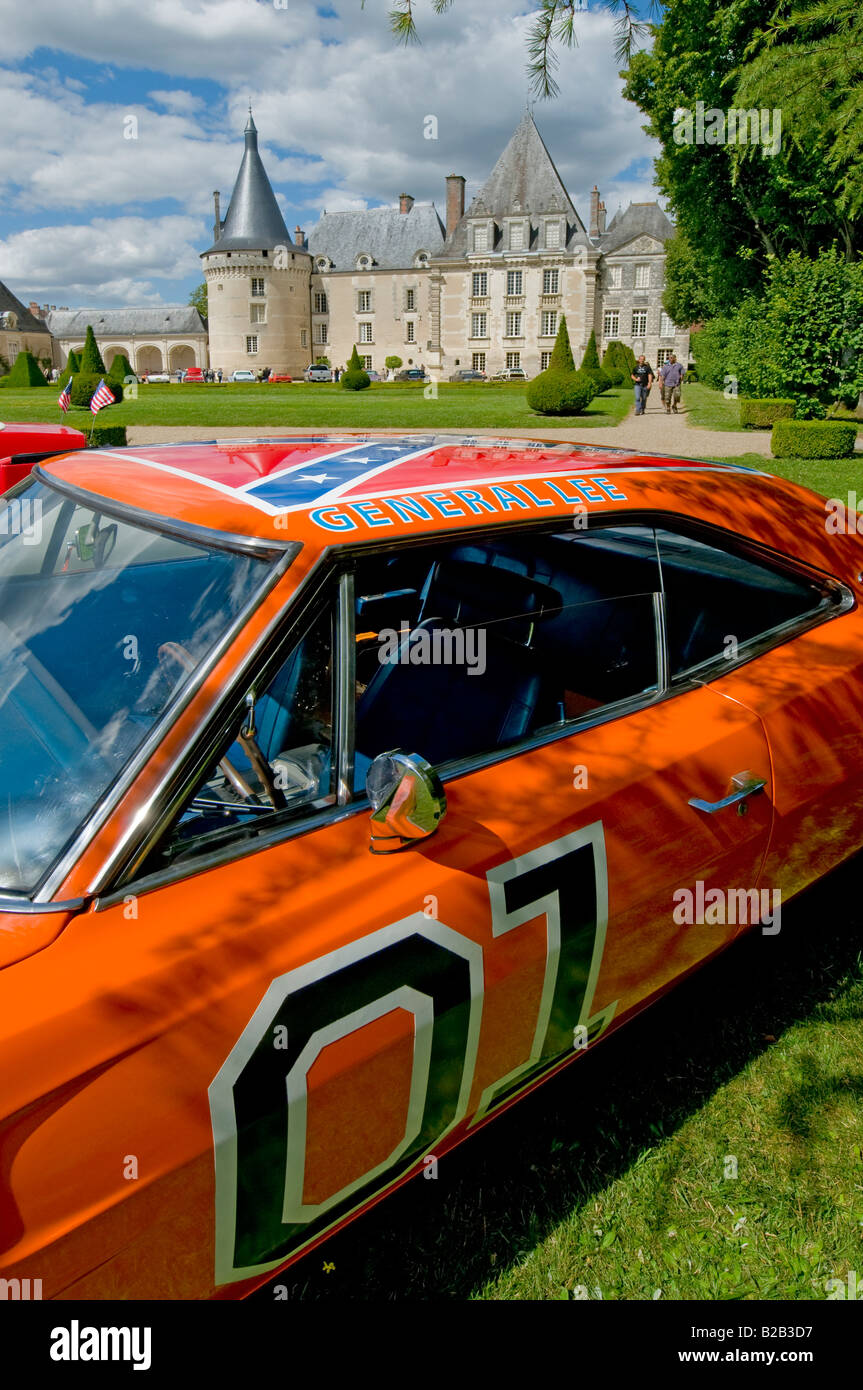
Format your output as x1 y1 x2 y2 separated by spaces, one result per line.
45 306 207 376
0 281 54 372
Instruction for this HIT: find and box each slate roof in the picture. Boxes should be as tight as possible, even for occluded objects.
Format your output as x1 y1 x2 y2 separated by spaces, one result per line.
202 112 296 255
598 202 675 253
440 111 590 258
0 280 49 334
306 203 445 271
46 307 207 338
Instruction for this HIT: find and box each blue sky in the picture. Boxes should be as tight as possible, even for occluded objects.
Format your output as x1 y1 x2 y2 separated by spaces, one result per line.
0 1 662 308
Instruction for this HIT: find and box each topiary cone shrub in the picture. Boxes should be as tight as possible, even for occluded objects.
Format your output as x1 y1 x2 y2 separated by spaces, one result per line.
80 326 107 375
5 349 49 387
340 344 371 391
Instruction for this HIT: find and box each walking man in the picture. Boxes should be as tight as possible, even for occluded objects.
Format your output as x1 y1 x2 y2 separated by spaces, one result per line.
659 354 685 413
631 355 654 416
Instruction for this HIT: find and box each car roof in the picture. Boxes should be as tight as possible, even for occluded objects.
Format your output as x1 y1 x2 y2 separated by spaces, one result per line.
35 432 835 574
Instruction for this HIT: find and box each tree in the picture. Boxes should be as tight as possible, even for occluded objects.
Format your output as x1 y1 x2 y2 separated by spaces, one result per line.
189 282 208 319
735 0 863 226
623 0 860 319
695 247 863 415
380 0 664 90
549 314 576 372
80 325 106 375
67 349 81 374
385 355 403 370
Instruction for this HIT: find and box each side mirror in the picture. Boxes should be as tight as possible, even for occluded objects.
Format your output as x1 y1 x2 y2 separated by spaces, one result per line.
366 750 446 854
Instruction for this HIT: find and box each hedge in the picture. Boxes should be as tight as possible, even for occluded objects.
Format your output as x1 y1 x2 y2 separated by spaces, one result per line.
739 398 796 429
88 425 127 448
770 419 857 459
70 373 123 408
527 369 595 415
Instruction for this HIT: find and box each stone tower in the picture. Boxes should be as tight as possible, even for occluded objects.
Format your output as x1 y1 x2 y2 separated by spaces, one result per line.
202 112 311 377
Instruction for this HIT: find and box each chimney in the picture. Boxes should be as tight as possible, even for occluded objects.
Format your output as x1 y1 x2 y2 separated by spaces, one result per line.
294 225 306 247
28 301 41 318
589 186 600 239
213 191 221 243
399 193 414 214
597 200 607 235
446 174 465 238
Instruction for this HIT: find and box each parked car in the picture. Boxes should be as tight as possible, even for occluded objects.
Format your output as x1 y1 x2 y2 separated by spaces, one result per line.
182 367 204 383
493 367 528 381
3 432 862 1299
142 372 170 384
230 370 257 383
0 422 87 492
449 369 487 382
267 374 293 383
365 370 383 382
304 364 333 382
395 367 427 381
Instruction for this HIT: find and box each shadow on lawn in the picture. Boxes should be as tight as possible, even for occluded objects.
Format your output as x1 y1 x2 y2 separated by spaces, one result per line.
254 854 863 1302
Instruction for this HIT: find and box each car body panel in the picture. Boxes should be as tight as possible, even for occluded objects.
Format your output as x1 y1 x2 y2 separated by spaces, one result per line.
0 423 87 490
2 433 862 1299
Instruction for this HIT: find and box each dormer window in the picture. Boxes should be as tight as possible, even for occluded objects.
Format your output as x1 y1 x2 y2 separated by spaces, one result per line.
544 220 563 249
414 250 429 268
356 253 373 270
316 256 332 271
508 220 527 251
471 223 490 253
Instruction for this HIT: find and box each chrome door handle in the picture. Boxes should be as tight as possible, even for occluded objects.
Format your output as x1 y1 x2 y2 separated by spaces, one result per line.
688 774 766 814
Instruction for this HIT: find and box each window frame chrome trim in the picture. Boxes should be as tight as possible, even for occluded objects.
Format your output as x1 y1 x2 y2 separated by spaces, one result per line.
30 468 292 559
336 571 356 804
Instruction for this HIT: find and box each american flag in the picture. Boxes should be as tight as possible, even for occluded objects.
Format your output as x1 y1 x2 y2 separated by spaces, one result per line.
90 378 116 415
58 376 72 413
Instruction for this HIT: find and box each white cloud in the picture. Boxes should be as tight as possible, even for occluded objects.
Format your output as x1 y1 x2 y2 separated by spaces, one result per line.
0 0 664 299
148 89 205 115
0 216 206 304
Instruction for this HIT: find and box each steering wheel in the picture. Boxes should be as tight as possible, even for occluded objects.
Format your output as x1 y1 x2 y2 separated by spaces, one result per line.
157 641 285 811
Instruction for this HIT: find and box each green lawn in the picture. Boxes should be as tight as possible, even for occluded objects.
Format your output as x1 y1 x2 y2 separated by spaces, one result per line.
684 381 747 431
257 864 863 1301
724 452 863 499
0 381 632 431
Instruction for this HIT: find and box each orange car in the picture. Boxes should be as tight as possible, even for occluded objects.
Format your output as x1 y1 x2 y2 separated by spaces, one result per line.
1 432 861 1300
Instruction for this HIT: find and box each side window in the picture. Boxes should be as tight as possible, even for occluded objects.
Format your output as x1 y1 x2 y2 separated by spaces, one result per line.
352 528 662 779
655 528 834 678
139 602 336 874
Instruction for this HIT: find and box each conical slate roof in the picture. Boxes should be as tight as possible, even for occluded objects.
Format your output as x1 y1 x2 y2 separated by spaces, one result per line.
202 112 296 255
440 111 588 257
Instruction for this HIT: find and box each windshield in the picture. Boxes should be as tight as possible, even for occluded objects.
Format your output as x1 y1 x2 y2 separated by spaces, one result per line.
0 480 271 894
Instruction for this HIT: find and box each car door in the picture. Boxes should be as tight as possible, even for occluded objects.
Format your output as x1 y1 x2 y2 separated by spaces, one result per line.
0 520 773 1301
